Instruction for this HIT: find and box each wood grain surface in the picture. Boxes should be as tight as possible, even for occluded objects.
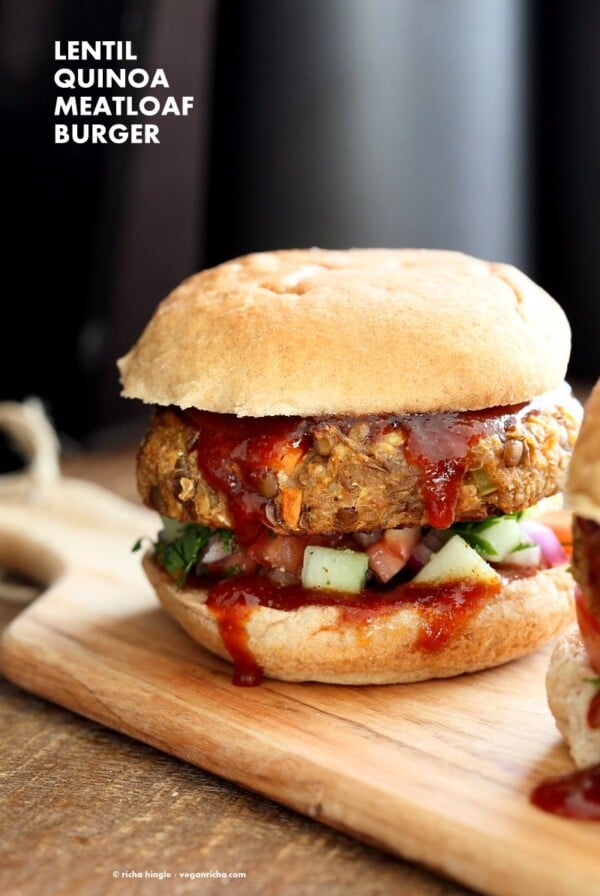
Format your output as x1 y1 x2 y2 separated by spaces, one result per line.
1 454 597 896
0 451 474 896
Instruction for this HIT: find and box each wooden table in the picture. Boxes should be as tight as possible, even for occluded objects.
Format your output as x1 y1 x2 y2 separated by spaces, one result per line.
0 447 474 896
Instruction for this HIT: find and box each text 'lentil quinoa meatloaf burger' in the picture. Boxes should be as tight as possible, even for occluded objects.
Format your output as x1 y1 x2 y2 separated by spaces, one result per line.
118 248 581 686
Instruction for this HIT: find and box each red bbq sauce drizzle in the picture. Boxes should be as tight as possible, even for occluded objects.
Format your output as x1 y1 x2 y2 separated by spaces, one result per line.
531 767 600 820
185 402 528 534
179 401 532 685
184 410 310 544
398 406 525 528
205 583 262 687
203 573 500 686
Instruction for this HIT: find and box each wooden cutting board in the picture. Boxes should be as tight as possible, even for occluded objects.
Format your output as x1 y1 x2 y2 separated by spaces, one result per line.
0 477 598 896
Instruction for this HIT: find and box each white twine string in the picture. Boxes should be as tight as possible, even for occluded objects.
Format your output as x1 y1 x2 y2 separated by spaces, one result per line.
0 398 61 601
0 398 61 500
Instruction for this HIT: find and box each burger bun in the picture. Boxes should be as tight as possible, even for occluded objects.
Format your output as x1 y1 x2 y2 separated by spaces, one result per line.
145 554 574 684
118 248 571 417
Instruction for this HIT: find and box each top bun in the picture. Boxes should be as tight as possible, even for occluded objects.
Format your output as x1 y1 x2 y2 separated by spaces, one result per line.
568 379 600 524
118 248 571 417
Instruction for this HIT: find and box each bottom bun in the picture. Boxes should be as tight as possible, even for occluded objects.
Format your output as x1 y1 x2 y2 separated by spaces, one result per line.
546 627 600 768
144 554 574 684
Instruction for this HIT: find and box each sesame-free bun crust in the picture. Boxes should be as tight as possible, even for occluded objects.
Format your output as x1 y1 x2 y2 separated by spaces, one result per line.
546 627 600 768
119 249 571 417
568 379 600 525
144 554 574 684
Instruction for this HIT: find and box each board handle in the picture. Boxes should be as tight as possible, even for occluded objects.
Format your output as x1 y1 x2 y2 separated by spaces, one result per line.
0 398 61 502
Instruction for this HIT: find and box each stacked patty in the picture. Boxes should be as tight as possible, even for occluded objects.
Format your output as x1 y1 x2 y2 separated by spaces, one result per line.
138 388 580 535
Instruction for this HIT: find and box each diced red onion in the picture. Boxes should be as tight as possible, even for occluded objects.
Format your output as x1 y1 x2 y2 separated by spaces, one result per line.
264 504 278 526
266 568 300 586
353 531 383 548
519 520 567 567
366 543 407 583
407 529 453 572
363 528 422 583
202 535 234 564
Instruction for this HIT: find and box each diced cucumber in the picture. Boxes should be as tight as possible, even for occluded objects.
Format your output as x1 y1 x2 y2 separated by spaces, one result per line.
475 518 523 562
413 535 500 586
302 546 369 594
161 515 187 543
504 543 541 567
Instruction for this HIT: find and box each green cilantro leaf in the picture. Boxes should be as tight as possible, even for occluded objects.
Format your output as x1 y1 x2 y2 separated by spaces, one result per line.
155 524 214 587
584 677 600 689
510 541 536 553
132 535 154 553
134 523 236 588
218 529 236 552
451 522 497 557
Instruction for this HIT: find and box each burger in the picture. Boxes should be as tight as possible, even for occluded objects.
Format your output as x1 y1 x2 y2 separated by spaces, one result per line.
545 379 600 770
118 248 580 686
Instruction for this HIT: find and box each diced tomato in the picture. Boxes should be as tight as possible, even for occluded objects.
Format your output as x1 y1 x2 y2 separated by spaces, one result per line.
247 531 311 576
246 529 348 576
367 543 406 583
384 527 422 559
367 528 422 583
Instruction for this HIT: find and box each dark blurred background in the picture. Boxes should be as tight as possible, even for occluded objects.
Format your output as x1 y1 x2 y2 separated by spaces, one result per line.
1 0 598 461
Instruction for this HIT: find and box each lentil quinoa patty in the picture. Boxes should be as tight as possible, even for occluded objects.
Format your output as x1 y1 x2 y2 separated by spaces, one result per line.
137 385 580 535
